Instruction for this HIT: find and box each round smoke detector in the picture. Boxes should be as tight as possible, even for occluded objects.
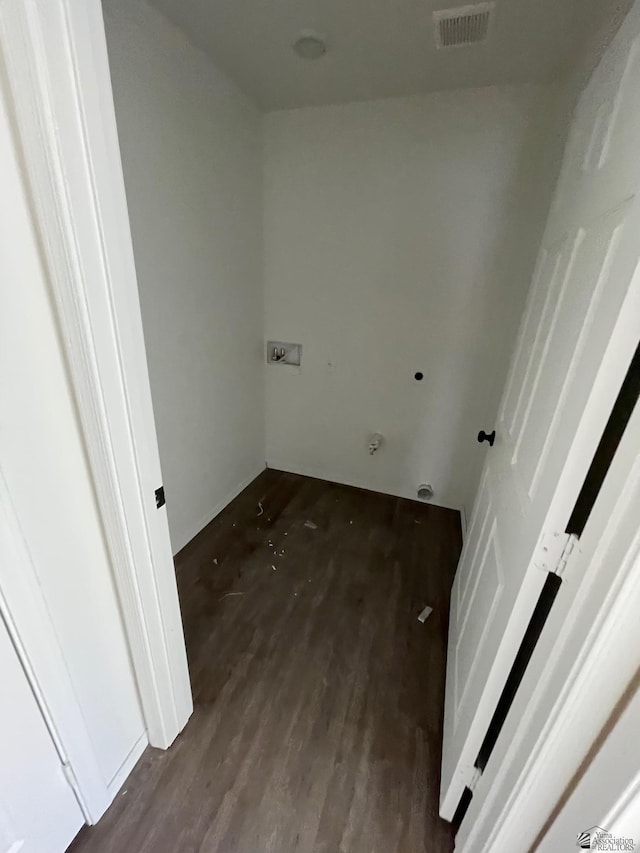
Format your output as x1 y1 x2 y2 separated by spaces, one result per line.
292 30 327 60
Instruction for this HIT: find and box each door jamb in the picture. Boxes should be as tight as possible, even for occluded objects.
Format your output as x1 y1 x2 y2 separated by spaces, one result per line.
0 0 192 784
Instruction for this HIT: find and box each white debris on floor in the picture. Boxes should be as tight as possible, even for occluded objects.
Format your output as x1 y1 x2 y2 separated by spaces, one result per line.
418 605 433 623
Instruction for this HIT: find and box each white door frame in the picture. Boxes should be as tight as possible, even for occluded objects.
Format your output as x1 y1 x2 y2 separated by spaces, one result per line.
537 670 640 851
0 0 192 796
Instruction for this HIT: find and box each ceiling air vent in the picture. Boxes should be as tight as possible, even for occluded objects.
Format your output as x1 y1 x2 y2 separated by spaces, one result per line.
433 2 494 49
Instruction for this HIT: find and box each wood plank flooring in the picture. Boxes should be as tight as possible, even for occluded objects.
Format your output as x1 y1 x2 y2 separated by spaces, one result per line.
70 470 461 853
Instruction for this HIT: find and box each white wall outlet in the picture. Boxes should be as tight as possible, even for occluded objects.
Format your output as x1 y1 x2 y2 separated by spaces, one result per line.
266 341 301 366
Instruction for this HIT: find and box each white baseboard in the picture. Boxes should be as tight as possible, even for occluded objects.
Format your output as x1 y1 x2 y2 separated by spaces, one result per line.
266 458 463 515
107 731 147 799
172 462 266 555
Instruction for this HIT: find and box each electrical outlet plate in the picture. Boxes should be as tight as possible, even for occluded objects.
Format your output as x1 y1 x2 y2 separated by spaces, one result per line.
266 341 302 366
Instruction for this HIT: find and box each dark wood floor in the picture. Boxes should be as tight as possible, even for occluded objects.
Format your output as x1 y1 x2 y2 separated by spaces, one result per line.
70 470 461 853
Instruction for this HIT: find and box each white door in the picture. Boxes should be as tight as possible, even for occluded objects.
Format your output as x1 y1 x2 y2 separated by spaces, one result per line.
0 612 84 853
440 8 640 819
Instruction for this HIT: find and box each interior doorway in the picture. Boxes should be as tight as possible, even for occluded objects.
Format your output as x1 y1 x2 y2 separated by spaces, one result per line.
1 0 639 851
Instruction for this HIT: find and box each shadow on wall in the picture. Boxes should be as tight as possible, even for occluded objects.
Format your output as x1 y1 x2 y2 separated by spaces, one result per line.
427 84 573 514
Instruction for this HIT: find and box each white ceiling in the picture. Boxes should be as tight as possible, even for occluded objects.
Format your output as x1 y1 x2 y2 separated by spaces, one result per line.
149 0 625 111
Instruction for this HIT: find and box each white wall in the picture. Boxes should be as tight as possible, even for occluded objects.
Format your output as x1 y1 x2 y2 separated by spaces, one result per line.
102 0 265 553
0 74 145 789
264 87 567 516
102 0 570 529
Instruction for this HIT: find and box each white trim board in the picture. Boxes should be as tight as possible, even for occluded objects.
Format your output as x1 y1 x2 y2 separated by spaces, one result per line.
172 463 266 555
0 0 192 770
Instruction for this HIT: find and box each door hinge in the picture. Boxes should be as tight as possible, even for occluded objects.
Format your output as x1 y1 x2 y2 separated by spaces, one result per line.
468 766 482 793
536 531 578 576
61 760 92 822
155 485 165 508
555 533 578 577
536 531 569 573
61 759 79 791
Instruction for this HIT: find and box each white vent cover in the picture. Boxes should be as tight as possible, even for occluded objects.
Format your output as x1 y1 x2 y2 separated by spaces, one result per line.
433 2 494 48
